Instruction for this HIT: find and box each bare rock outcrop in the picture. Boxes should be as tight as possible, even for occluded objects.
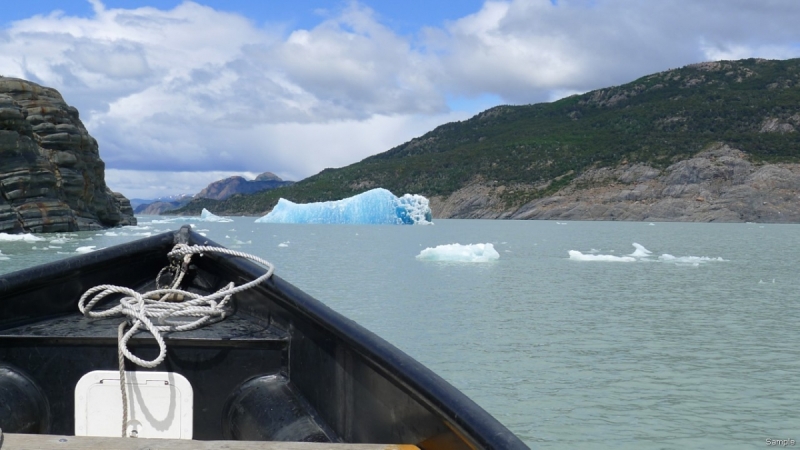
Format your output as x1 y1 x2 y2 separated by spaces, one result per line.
0 77 135 232
430 144 800 223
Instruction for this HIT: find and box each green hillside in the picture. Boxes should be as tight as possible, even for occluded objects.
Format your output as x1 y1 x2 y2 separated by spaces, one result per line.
171 58 800 216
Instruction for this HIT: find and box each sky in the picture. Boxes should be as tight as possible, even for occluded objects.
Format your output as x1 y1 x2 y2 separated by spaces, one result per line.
2 0 799 199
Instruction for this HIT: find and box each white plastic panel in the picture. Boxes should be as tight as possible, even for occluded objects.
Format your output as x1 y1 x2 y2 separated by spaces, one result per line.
75 370 193 439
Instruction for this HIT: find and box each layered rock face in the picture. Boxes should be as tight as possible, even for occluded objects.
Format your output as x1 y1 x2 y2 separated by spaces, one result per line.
430 144 800 223
0 77 135 232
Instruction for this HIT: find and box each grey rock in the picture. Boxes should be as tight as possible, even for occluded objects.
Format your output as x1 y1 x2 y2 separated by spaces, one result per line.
0 77 136 232
431 143 800 223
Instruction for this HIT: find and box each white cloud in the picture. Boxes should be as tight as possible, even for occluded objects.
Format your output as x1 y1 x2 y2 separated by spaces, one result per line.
105 169 261 200
2 0 800 200
431 0 800 103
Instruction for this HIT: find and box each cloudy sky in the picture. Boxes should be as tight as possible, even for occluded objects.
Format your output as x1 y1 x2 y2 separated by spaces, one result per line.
2 0 799 199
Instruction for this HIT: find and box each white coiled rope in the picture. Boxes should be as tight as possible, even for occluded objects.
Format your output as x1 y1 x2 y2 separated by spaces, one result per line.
77 243 275 437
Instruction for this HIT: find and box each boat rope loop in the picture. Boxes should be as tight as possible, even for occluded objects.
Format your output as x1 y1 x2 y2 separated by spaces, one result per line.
77 243 275 437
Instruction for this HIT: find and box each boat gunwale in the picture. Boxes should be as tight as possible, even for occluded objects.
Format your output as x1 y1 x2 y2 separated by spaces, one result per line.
183 229 527 450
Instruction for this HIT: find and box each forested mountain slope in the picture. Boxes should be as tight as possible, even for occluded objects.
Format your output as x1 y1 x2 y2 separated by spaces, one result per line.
172 58 800 222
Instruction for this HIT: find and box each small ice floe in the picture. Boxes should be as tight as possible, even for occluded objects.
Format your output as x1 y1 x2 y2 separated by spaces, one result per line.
569 243 726 266
568 251 635 262
416 243 500 262
649 223 655 226
0 250 9 261
0 232 44 242
198 209 233 223
75 246 97 254
278 241 290 248
630 243 652 257
122 225 152 231
658 254 726 265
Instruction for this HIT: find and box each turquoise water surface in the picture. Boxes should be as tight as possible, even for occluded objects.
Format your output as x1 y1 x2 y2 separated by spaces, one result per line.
1 217 798 449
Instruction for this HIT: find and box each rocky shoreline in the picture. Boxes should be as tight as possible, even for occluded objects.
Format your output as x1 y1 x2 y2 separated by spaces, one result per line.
430 144 800 223
0 77 135 233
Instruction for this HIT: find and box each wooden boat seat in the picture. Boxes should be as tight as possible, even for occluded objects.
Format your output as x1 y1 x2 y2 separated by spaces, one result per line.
0 430 421 449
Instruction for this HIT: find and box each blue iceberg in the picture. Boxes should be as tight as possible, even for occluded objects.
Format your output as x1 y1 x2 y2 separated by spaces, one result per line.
255 188 433 225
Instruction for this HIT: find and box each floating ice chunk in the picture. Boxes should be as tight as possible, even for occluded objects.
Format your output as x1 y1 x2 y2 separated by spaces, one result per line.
199 208 234 222
658 254 726 264
570 243 726 264
568 251 636 262
416 243 499 262
256 188 432 225
0 233 44 242
122 225 152 231
630 243 652 257
76 246 96 253
167 209 233 223
0 250 8 261
278 241 289 247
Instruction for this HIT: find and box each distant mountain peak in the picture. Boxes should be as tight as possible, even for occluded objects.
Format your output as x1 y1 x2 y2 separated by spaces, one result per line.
194 173 292 201
255 172 282 182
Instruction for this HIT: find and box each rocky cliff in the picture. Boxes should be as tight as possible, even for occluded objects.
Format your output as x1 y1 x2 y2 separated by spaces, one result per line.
0 77 135 232
429 143 800 222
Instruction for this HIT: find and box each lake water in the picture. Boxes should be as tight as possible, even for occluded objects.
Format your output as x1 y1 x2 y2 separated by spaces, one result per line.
1 217 798 449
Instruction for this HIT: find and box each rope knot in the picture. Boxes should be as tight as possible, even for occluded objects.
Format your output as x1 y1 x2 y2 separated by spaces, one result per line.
78 242 275 438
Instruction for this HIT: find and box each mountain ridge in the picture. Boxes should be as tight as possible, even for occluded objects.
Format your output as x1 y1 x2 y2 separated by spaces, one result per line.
169 57 800 222
135 172 292 214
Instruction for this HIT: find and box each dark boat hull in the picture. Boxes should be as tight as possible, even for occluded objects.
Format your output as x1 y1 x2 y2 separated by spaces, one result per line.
0 227 528 449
